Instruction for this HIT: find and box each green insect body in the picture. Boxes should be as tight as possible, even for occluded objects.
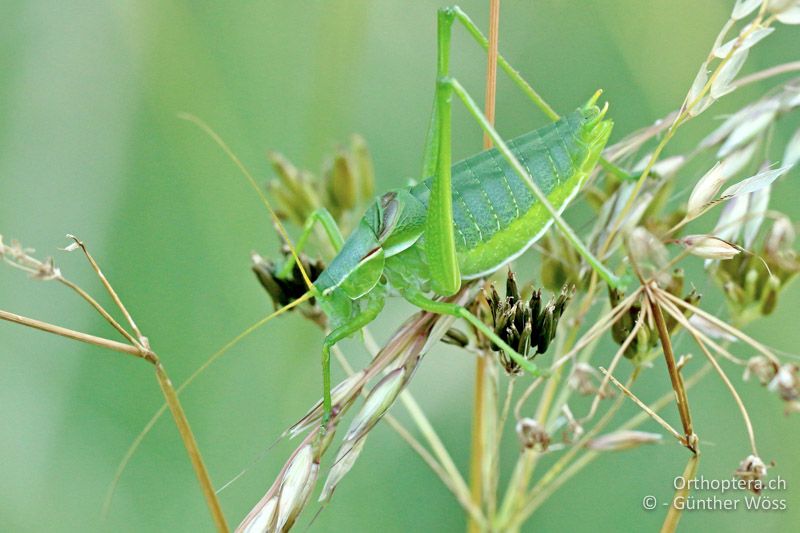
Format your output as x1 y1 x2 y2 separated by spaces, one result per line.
315 103 611 304
262 6 618 427
304 101 611 424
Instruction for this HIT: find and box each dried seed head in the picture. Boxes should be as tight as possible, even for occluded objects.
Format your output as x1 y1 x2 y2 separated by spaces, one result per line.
744 356 779 385
568 362 603 396
735 454 768 494
686 161 727 218
732 0 761 20
679 235 742 260
319 438 366 504
240 496 278 533
768 0 797 14
274 444 318 531
784 126 800 168
0 236 61 280
765 215 796 255
714 26 774 59
586 430 663 451
346 368 406 442
351 134 375 201
651 155 686 180
684 65 710 116
485 273 573 374
720 165 790 199
776 4 800 24
286 371 366 438
251 250 325 324
327 152 358 212
743 186 771 248
711 47 749 99
516 418 550 451
768 363 800 408
561 404 585 443
268 151 322 226
688 315 737 342
267 136 376 237
712 193 749 245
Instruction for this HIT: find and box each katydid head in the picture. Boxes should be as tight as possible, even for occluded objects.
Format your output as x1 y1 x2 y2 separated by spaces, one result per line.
313 190 425 302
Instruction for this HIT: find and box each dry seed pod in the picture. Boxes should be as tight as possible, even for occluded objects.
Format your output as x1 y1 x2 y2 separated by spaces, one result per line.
735 454 768 494
720 165 790 198
680 235 742 260
586 430 662 451
286 371 366 438
686 161 727 218
275 445 317 531
732 0 761 19
568 363 602 396
516 418 550 451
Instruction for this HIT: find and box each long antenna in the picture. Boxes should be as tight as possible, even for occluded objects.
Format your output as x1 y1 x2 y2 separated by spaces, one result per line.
178 113 314 290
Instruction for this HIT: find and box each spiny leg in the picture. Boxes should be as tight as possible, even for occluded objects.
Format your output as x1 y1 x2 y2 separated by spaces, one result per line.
421 7 620 297
446 6 559 121
321 294 385 427
403 289 543 376
439 7 634 180
420 8 461 296
278 207 344 278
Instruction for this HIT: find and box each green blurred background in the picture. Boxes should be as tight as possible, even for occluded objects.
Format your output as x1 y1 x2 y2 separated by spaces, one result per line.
1 1 798 531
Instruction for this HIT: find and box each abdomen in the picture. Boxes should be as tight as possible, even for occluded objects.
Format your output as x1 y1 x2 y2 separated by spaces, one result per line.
409 106 612 278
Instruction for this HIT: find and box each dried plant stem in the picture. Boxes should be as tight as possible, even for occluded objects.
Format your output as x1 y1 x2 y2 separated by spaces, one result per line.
659 289 780 365
154 364 229 532
331 346 485 524
657 297 746 366
513 364 712 526
0 309 149 360
506 376 635 530
57 276 141 347
599 368 685 444
469 353 489 533
548 288 643 371
734 60 800 87
662 454 700 533
646 286 697 452
469 1 500 530
104 292 316 515
361 328 475 511
513 377 543 421
67 235 146 343
600 10 772 255
580 304 647 423
656 296 759 455
490 377 515 510
497 288 640 521
0 307 229 531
